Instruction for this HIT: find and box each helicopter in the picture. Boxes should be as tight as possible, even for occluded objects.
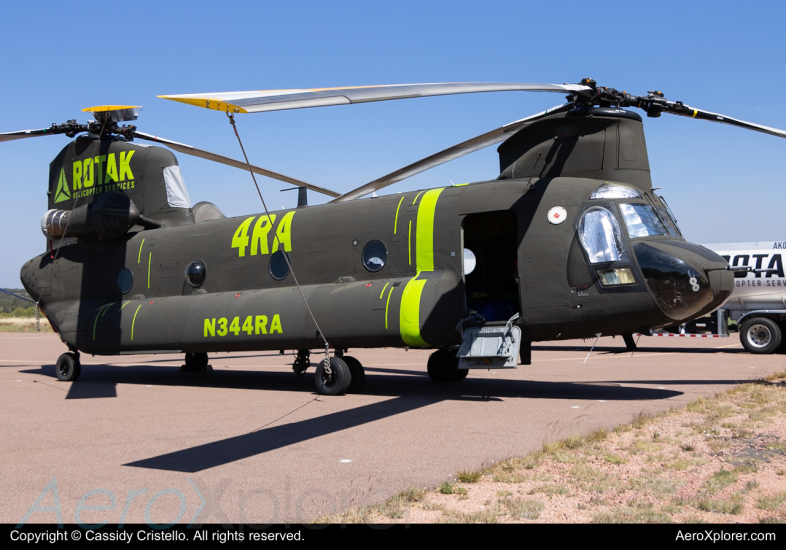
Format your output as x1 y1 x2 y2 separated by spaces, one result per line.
4 79 785 395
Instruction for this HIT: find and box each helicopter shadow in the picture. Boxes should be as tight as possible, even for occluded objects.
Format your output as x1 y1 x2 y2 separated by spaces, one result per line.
22 362 427 400
123 376 682 473
24 362 694 472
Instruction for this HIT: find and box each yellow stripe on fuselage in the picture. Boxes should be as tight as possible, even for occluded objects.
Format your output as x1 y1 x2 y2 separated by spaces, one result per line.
399 273 428 347
415 188 444 272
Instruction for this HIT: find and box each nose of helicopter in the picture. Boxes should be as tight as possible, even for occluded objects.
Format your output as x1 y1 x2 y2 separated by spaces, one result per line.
633 240 734 323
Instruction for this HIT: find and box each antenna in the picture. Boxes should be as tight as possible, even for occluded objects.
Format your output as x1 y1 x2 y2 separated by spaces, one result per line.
281 186 308 208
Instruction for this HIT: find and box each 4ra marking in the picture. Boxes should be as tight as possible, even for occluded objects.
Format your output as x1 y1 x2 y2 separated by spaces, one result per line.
204 315 283 337
232 212 295 257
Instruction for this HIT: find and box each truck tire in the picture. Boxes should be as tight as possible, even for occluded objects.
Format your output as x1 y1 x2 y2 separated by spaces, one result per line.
740 317 782 354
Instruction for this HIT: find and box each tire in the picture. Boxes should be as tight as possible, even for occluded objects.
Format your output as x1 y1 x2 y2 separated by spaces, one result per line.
55 352 81 382
740 317 782 354
292 351 310 376
427 349 459 382
183 352 209 372
455 368 469 381
314 357 351 395
342 355 366 393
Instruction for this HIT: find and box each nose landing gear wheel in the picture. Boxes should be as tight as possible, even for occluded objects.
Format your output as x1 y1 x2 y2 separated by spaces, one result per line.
55 352 81 382
315 357 351 395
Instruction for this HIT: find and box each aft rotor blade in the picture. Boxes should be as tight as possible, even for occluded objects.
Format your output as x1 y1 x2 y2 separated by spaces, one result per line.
132 131 341 198
0 128 57 143
159 83 589 114
331 103 574 202
662 103 786 139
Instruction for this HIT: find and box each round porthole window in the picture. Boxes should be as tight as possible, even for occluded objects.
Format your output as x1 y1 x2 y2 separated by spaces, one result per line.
185 260 207 287
362 240 387 272
117 268 134 294
269 251 291 280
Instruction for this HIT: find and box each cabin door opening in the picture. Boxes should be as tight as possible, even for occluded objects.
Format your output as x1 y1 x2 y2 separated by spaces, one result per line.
462 210 520 322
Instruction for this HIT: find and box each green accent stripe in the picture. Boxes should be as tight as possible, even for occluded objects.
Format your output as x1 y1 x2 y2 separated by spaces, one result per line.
412 191 424 205
379 281 389 299
393 196 405 235
120 300 131 310
92 304 109 341
131 304 142 340
137 239 145 264
399 273 428 346
408 221 412 265
415 188 445 272
147 252 152 289
385 287 394 330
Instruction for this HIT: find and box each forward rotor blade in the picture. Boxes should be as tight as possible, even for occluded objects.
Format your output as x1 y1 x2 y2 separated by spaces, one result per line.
662 103 786 139
330 103 574 202
159 83 589 114
0 128 56 143
132 131 341 198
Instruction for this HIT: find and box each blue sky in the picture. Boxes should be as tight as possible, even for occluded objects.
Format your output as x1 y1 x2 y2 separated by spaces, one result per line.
1 0 784 286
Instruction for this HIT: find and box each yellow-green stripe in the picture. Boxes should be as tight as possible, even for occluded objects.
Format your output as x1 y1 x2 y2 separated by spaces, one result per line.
393 196 405 234
93 304 110 341
415 188 445 272
137 238 145 264
147 252 152 289
379 281 390 299
385 287 394 330
412 191 424 205
131 304 142 340
408 221 412 265
399 273 428 346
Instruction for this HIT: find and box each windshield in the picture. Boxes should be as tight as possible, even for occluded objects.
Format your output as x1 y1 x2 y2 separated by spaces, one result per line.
619 203 667 238
590 182 642 200
578 206 627 263
656 195 682 236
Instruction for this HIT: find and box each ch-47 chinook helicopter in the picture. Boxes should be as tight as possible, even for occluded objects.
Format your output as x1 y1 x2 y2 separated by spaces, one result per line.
4 79 785 395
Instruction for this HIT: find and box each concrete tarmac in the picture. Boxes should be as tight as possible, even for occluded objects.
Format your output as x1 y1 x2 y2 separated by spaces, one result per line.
2 332 784 526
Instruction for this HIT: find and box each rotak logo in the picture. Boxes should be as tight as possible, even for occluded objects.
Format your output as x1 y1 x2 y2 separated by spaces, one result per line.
55 151 136 204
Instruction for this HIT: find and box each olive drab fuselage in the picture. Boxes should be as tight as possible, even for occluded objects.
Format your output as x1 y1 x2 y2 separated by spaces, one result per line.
20 108 735 356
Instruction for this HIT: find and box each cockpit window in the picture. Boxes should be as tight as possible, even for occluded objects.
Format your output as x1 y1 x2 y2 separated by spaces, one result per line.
590 182 642 200
578 206 627 264
657 195 682 236
619 203 667 238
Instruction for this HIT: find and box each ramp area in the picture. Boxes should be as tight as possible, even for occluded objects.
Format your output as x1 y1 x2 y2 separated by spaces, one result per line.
0 333 778 525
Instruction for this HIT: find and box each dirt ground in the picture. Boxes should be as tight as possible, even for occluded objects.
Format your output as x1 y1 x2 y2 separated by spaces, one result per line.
321 374 786 524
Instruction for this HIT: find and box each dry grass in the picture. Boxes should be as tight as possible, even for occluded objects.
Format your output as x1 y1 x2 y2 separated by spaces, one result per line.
318 371 786 524
0 317 52 332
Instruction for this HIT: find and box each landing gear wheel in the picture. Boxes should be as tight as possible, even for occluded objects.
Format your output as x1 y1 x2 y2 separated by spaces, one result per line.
292 349 310 376
740 317 782 354
182 352 209 372
55 352 81 382
342 355 366 393
427 348 460 382
455 368 469 381
315 357 351 395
